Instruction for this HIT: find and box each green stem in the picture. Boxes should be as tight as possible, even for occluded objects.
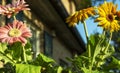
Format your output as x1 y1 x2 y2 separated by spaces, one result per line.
104 33 112 53
83 21 91 57
0 51 15 64
83 21 92 72
83 21 89 41
13 15 16 20
22 46 27 63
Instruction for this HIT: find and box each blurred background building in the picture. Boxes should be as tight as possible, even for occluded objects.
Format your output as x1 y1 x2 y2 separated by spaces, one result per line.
0 0 93 67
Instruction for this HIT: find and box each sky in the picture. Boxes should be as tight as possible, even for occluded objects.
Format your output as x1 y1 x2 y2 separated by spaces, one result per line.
76 0 120 43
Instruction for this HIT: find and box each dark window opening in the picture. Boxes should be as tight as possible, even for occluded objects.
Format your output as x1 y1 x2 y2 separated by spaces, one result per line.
44 31 53 57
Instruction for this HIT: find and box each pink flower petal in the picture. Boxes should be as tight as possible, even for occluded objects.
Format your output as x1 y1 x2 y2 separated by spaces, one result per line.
0 20 32 45
0 0 29 18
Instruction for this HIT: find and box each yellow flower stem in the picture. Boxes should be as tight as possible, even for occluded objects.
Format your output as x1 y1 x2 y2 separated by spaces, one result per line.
83 21 92 72
22 46 27 63
104 32 112 53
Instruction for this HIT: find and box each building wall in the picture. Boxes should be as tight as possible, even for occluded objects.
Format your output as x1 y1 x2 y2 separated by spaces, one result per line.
53 37 72 66
24 10 73 65
61 0 76 14
24 11 45 57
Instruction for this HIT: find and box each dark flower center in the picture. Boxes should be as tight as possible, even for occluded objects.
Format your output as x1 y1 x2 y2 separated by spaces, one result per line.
107 14 114 21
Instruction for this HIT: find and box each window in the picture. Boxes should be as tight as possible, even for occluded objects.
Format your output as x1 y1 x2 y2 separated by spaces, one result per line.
44 32 53 57
28 23 41 58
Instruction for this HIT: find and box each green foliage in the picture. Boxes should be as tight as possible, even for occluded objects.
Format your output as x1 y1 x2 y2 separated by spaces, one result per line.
16 64 41 73
56 66 63 73
70 33 116 73
81 68 104 73
102 56 120 71
8 42 23 60
0 62 15 73
0 43 15 63
0 42 68 73
0 43 7 53
33 53 55 67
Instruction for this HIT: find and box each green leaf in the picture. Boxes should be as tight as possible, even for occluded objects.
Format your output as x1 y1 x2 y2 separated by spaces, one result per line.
9 42 23 60
103 56 120 70
0 52 14 63
24 41 31 50
0 43 14 63
16 64 41 73
0 43 7 53
62 68 72 73
72 55 89 70
39 53 55 63
89 35 95 46
57 66 63 73
88 34 105 66
33 53 55 67
81 68 104 73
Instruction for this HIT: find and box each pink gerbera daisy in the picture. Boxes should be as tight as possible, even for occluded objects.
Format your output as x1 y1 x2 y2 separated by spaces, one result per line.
0 20 32 45
12 0 30 13
0 0 30 18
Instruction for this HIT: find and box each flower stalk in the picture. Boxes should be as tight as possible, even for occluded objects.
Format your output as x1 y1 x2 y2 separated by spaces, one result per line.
83 21 91 58
104 33 112 53
83 21 92 73
13 15 16 20
22 46 27 63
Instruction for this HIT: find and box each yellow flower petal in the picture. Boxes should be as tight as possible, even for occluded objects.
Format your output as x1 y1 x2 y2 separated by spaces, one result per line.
66 7 96 26
95 2 120 32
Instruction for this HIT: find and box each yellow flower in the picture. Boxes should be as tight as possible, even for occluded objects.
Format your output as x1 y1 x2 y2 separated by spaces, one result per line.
66 11 79 27
66 7 96 27
95 2 120 32
116 11 120 21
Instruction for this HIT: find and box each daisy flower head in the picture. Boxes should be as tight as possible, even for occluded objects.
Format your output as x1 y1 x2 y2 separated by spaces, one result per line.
66 7 96 27
0 0 30 18
95 2 120 32
0 4 14 18
12 0 30 13
0 20 32 45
